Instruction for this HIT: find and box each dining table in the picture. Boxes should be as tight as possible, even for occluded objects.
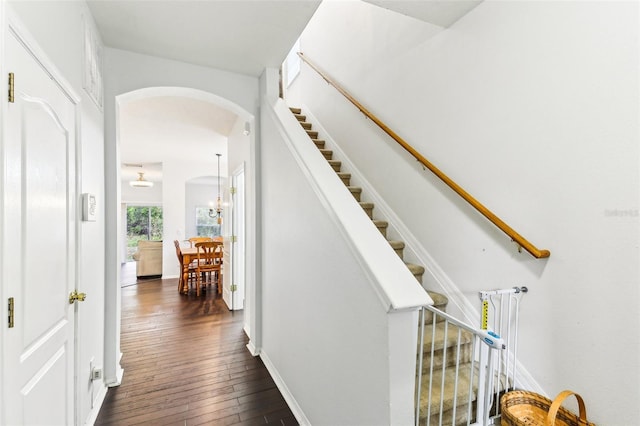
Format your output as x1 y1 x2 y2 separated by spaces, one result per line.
179 238 223 294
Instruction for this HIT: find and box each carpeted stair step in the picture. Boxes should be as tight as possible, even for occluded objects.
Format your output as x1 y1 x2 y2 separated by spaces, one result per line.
348 186 362 201
337 172 351 186
423 291 449 325
429 291 448 311
406 262 424 283
373 219 388 238
300 121 312 130
328 160 341 172
312 139 325 149
417 363 477 426
319 149 333 160
306 130 318 139
294 113 306 122
360 202 374 218
418 321 474 373
388 240 405 259
289 107 302 114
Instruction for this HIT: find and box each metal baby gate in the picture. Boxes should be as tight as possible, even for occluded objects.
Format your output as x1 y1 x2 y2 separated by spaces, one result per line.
415 287 527 425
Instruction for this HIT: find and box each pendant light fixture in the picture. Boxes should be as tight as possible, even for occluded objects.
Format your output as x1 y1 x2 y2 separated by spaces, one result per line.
129 172 153 188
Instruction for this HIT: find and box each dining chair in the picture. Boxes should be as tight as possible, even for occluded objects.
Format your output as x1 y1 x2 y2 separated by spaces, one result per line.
188 236 213 247
194 241 223 296
174 239 196 294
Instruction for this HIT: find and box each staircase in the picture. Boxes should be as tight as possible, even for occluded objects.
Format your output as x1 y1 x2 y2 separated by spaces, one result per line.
290 107 480 425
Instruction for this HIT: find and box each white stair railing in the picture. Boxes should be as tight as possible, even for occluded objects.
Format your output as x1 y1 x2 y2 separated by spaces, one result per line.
416 287 527 426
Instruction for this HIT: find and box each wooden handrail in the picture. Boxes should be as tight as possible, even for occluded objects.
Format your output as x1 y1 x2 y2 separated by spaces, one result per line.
297 52 550 259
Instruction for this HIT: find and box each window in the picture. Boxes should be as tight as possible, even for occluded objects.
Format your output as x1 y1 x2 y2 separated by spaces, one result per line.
195 207 221 238
285 39 301 87
126 206 163 261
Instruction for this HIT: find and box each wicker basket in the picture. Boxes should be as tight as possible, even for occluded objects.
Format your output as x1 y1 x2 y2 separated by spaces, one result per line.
501 390 595 426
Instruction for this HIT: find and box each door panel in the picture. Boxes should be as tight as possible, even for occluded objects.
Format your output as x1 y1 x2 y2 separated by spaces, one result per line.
226 167 245 311
2 25 77 426
23 101 71 347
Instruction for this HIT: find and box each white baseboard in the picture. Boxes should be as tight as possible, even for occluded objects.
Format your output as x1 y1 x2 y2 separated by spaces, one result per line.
105 354 124 387
246 340 260 356
260 350 310 426
84 383 108 426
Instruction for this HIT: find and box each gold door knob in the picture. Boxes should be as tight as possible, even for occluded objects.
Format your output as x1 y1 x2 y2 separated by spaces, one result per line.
69 290 87 304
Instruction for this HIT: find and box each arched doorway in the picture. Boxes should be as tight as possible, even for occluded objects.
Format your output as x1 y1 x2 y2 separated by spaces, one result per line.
104 86 256 386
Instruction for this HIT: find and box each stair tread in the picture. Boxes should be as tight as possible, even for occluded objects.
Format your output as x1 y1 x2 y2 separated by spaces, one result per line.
360 202 374 218
319 149 333 159
289 107 301 114
405 263 425 275
337 172 351 178
347 186 362 193
420 321 473 351
417 363 477 415
427 291 448 308
294 114 306 121
372 219 388 227
388 240 405 249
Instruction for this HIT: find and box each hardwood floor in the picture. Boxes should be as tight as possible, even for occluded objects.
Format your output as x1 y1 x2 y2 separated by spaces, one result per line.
95 276 298 426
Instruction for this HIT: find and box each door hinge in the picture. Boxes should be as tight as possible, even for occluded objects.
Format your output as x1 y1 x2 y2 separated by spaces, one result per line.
8 72 14 103
230 186 236 195
231 235 237 243
69 290 87 304
8 297 14 328
230 284 237 292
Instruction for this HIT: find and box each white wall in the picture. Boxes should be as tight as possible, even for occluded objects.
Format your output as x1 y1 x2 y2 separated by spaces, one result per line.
292 1 640 424
185 181 219 237
5 1 107 423
161 160 220 277
103 48 259 281
121 181 163 204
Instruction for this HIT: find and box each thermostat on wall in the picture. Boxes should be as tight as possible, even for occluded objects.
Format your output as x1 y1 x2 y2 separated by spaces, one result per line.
82 193 97 222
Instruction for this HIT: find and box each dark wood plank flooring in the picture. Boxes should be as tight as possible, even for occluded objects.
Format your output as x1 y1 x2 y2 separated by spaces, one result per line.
95 274 297 426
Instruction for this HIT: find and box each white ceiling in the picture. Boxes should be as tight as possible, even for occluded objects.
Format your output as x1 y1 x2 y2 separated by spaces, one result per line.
120 96 234 182
362 0 482 28
88 0 322 184
93 0 480 184
120 96 235 163
86 0 322 77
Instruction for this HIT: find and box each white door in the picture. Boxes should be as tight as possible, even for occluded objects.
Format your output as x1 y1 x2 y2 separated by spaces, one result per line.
2 22 79 426
224 166 245 310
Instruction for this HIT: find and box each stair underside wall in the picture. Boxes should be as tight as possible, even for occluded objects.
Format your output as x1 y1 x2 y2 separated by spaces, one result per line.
259 101 422 425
